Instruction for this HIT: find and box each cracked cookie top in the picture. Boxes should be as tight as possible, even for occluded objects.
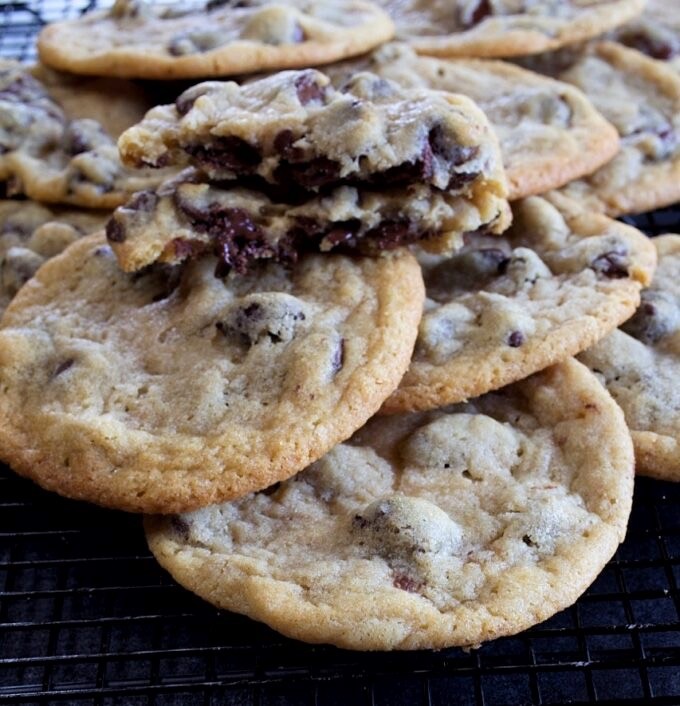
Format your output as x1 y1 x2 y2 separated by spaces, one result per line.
0 232 423 513
38 0 395 79
146 359 634 650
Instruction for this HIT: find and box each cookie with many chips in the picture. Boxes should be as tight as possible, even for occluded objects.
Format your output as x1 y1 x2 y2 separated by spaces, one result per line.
146 359 634 650
109 69 509 273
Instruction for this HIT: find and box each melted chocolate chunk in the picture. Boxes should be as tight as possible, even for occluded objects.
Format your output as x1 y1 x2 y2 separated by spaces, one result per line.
294 72 327 105
273 156 340 189
273 129 304 161
364 220 426 251
591 251 629 279
507 330 525 348
321 220 361 248
429 125 479 166
372 142 434 186
184 136 261 174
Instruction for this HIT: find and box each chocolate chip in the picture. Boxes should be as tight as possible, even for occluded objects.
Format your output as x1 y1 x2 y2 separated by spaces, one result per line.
294 72 327 105
364 220 423 251
621 290 679 344
507 331 524 348
273 129 304 161
371 141 434 186
53 359 74 377
170 237 206 261
461 0 492 27
393 573 422 593
522 534 536 547
170 515 190 540
618 29 676 60
105 218 126 243
127 190 158 213
429 125 479 166
591 251 629 279
184 136 261 174
273 156 340 189
321 220 360 248
331 338 345 377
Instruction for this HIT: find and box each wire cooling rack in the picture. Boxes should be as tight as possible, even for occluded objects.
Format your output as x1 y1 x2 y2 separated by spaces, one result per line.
1 2 679 704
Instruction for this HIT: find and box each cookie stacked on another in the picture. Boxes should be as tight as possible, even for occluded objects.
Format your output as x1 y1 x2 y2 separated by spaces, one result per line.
109 68 510 272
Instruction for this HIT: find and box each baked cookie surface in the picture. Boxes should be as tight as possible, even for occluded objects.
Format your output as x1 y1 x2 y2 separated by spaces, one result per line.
383 193 656 413
326 44 619 200
0 233 423 513
38 0 395 79
375 0 645 58
0 199 107 315
146 359 634 651
555 42 680 216
0 61 167 208
612 0 680 73
109 70 509 272
579 235 680 481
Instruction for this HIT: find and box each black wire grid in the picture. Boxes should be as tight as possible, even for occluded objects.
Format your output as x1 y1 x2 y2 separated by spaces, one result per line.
0 2 679 704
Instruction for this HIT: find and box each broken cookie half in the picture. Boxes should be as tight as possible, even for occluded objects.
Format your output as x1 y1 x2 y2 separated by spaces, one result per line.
109 69 509 273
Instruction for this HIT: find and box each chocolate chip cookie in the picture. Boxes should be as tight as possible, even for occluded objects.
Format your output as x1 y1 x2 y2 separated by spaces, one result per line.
110 69 509 273
38 0 395 80
579 235 680 481
374 0 645 58
146 359 634 650
326 43 620 199
0 232 424 513
555 42 680 216
0 61 168 209
0 199 107 315
383 192 656 414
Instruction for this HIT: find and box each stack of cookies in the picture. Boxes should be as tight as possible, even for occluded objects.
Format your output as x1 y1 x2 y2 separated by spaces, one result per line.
0 0 678 651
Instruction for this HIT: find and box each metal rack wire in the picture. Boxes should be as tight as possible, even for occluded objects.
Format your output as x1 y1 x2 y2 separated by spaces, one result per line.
0 3 679 704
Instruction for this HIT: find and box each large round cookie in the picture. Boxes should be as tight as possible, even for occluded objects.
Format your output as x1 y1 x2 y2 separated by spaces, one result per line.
0 199 107 315
555 42 680 216
374 0 645 59
0 233 424 513
579 235 680 481
146 359 634 651
382 193 656 413
325 43 619 200
38 0 395 80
